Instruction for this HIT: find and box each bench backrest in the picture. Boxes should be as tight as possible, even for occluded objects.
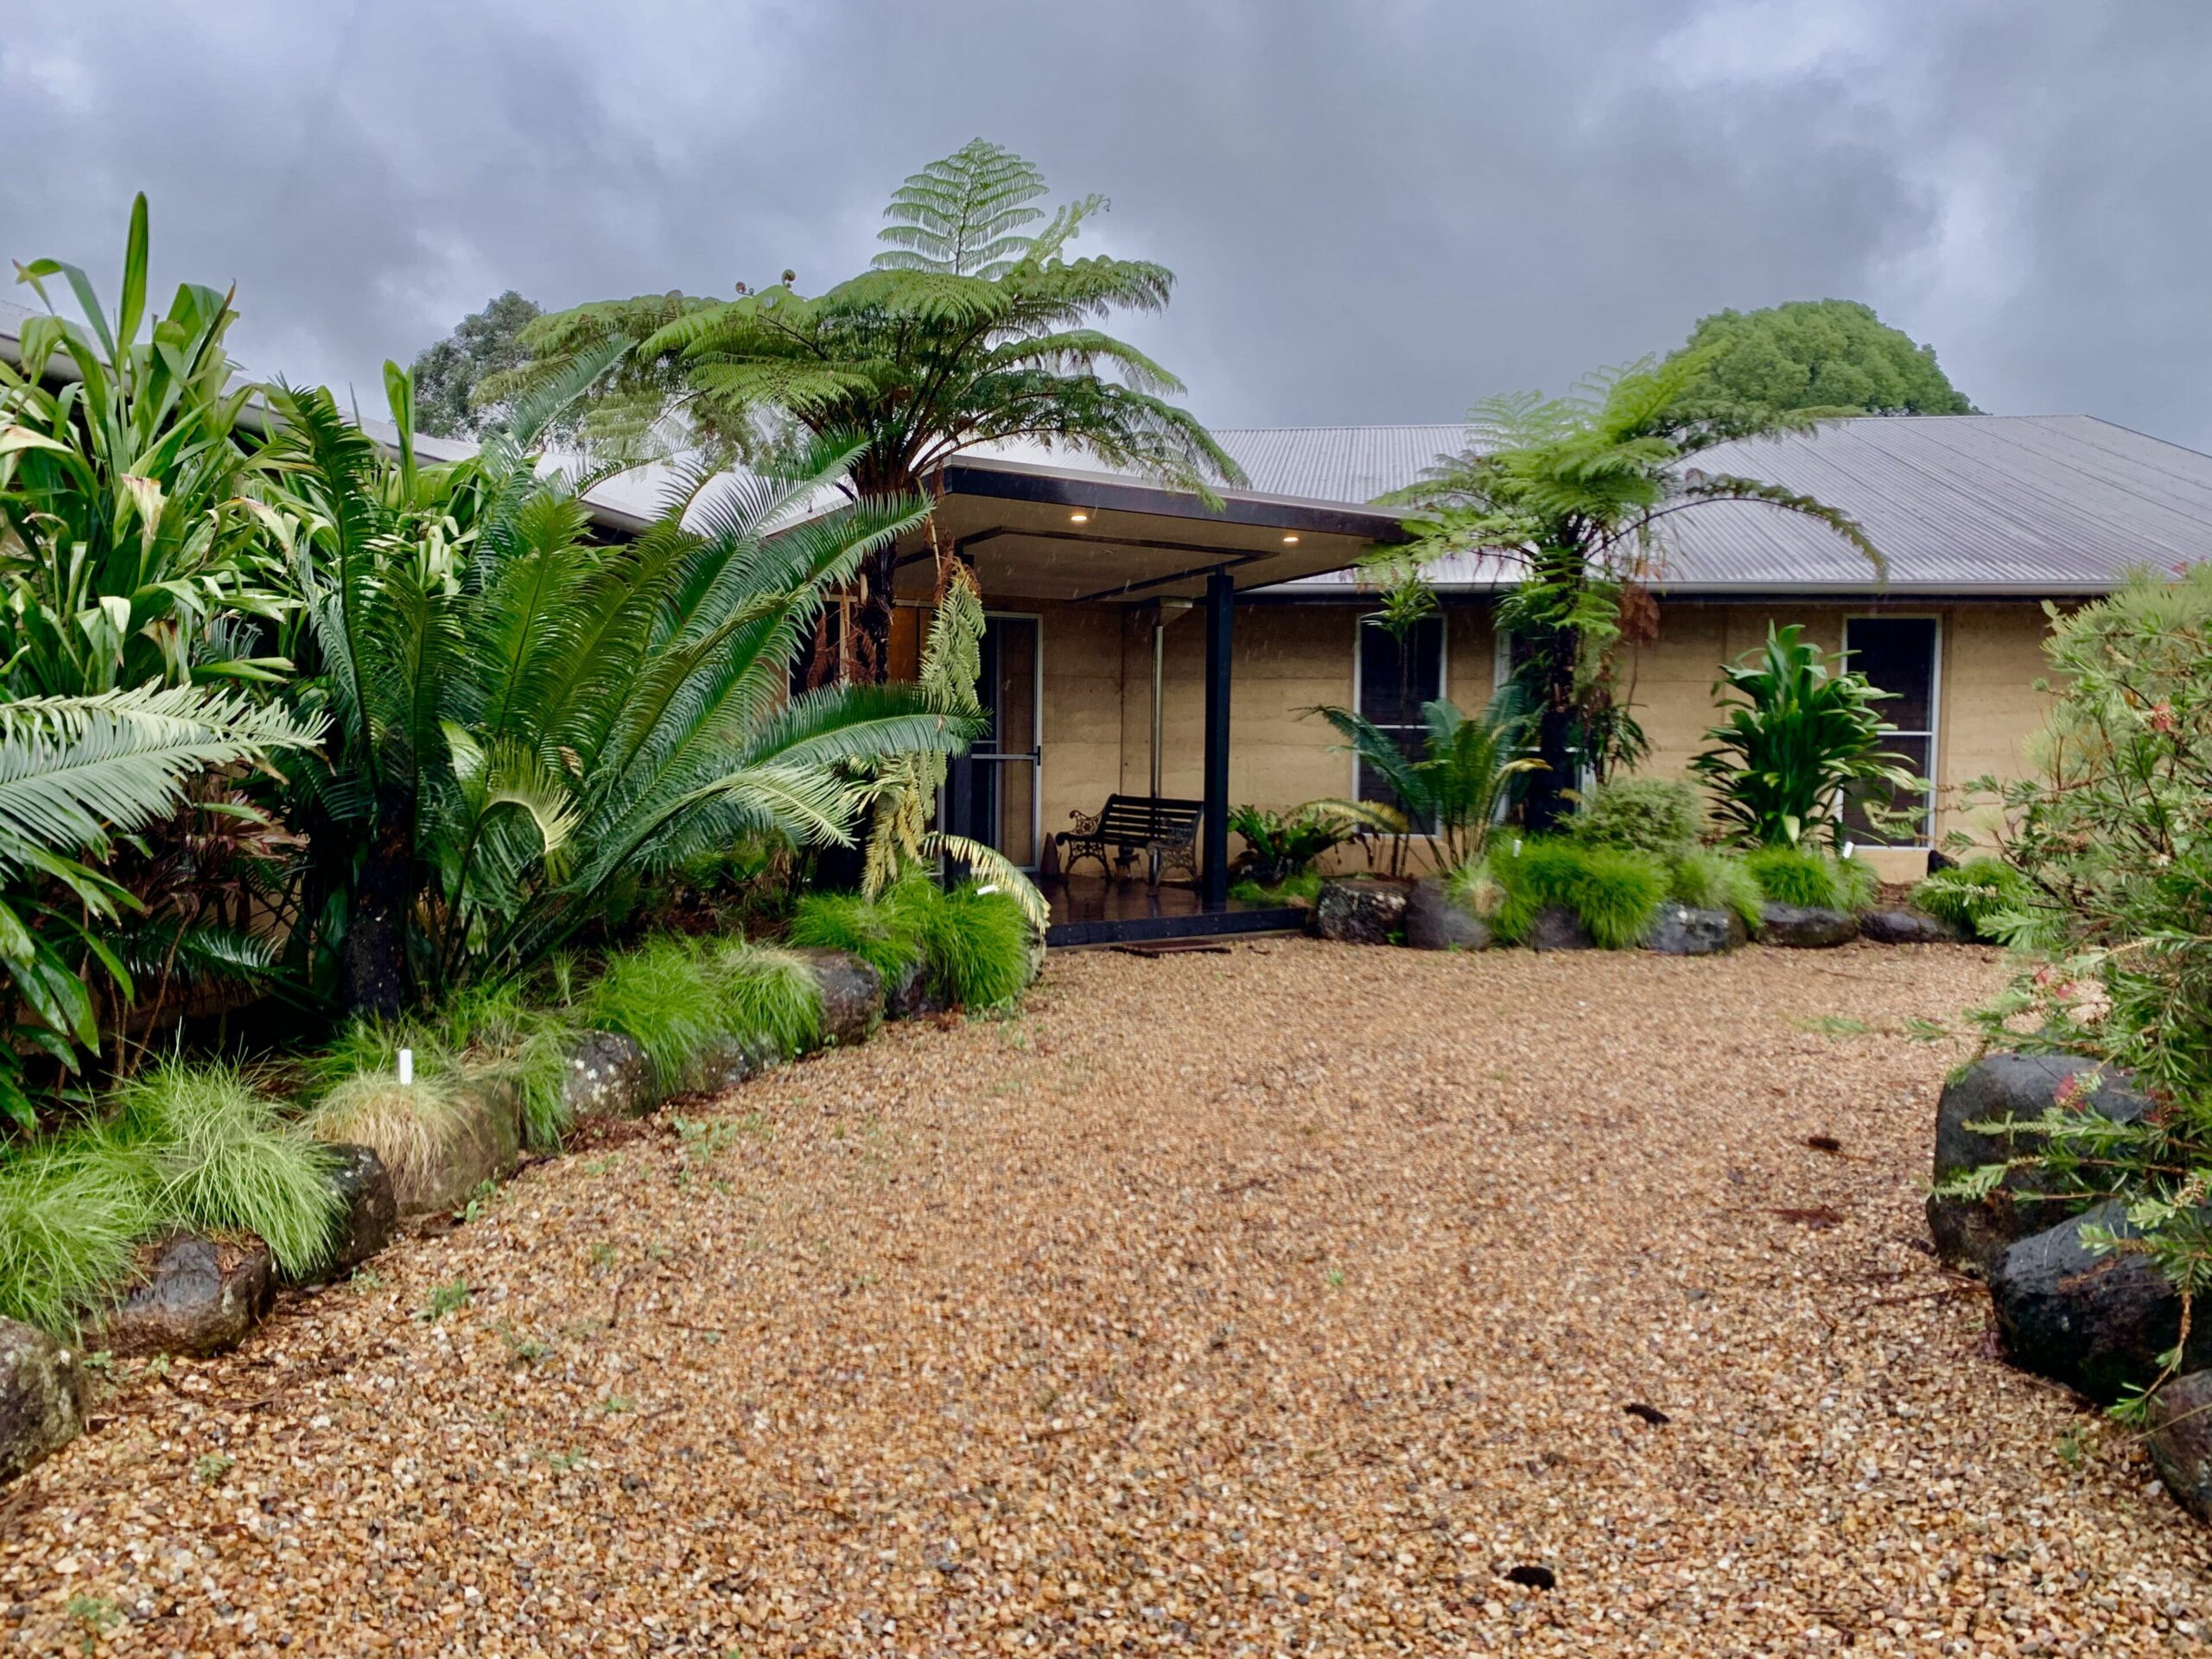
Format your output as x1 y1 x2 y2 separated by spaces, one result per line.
1094 794 1205 842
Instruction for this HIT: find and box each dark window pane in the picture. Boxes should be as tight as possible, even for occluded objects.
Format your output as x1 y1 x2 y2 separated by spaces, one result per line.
1843 733 1932 846
1357 728 1437 834
1845 618 1937 732
1357 615 1444 728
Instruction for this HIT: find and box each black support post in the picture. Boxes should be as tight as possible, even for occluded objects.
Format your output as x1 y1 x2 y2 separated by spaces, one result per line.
1201 568 1235 910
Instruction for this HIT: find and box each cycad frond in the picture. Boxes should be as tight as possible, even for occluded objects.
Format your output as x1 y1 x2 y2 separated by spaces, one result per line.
0 687 321 876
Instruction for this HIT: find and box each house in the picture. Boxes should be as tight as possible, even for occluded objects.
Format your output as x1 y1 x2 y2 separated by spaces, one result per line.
13 278 2203 933
841 414 2212 925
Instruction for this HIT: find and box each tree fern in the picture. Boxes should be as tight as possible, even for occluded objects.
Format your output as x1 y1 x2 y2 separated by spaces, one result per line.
500 140 1240 683
1384 354 1881 829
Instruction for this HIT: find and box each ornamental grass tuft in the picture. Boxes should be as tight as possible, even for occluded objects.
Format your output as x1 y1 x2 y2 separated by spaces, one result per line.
789 892 925 984
887 877 1035 1007
1490 839 1670 950
1668 848 1765 931
0 1136 158 1338
109 1062 342 1281
1745 845 1878 911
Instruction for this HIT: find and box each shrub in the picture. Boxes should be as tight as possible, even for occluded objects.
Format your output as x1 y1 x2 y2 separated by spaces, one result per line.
703 941 823 1056
1745 845 1877 911
1668 848 1764 931
1911 856 2032 941
888 877 1034 1007
1229 871 1324 906
1490 839 1669 950
790 892 924 984
1227 804 1364 885
0 1137 158 1337
580 936 730 1087
109 1064 341 1280
1691 624 1922 849
1564 778 1704 857
1933 570 2212 1394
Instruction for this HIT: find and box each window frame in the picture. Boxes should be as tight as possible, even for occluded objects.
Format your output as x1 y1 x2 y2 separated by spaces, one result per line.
1841 612 1942 853
1351 611 1449 832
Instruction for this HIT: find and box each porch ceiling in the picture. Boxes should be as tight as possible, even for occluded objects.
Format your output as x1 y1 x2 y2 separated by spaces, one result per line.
892 457 1403 605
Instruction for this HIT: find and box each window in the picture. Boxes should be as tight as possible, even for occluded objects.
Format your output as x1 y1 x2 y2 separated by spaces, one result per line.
1841 616 1939 847
1354 613 1446 824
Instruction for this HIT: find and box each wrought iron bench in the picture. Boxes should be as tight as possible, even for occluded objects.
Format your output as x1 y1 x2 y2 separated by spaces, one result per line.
1056 794 1205 887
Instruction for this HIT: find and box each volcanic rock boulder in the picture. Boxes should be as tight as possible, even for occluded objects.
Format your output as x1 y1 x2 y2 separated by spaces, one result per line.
563 1031 655 1122
1526 907 1594 952
305 1143 396 1282
1928 1053 2153 1274
97 1233 275 1359
1858 907 1962 945
1403 879 1491 951
1644 905 1745 957
2145 1370 2212 1526
1988 1199 2212 1402
1314 880 1407 946
1758 904 1859 947
0 1318 84 1482
792 948 884 1047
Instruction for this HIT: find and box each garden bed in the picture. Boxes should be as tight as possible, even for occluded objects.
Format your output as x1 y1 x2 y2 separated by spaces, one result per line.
3 941 2206 1654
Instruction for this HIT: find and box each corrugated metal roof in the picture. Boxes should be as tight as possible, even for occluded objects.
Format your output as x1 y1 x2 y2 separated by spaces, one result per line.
7 282 2202 598
1257 415 2212 594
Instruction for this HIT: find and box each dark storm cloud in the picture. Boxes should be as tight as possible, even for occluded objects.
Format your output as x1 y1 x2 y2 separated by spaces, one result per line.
1 0 2204 446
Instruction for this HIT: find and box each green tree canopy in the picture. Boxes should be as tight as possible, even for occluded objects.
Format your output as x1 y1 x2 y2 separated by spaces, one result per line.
407 290 543 438
491 139 1237 684
1665 299 1974 428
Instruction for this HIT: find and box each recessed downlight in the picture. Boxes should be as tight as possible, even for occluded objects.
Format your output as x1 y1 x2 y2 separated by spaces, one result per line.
1281 533 1300 544
1070 512 1090 524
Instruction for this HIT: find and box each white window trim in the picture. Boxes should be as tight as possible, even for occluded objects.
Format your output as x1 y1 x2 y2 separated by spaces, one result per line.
1842 613 1942 853
1351 610 1448 828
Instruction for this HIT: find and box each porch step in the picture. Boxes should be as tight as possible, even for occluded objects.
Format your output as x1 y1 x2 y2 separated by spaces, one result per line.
1045 904 1308 950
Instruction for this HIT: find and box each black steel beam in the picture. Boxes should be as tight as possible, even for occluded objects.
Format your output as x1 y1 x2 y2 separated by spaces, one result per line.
1201 568 1234 910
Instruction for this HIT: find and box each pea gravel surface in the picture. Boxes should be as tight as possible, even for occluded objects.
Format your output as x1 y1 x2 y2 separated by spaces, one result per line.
7 940 2209 1656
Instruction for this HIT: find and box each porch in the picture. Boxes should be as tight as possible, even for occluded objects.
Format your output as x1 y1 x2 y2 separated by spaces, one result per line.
1038 873 1309 948
893 452 1404 944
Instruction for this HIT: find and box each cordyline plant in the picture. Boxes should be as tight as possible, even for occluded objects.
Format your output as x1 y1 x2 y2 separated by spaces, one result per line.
1931 568 2212 1419
1690 623 1923 850
0 194 290 696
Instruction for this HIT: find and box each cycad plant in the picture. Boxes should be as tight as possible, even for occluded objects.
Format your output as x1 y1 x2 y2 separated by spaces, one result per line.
1691 624 1921 849
258 370 978 1014
1308 696 1535 875
492 138 1240 683
0 194 289 695
0 687 320 1125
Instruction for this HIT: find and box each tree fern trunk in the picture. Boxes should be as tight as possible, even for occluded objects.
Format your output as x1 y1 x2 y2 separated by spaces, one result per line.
339 811 411 1018
1529 624 1576 835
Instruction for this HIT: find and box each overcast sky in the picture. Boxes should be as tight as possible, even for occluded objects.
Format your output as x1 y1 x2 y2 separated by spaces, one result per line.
3 0 2206 448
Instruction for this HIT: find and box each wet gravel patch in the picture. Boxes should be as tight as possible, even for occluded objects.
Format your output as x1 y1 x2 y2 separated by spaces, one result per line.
5 939 2208 1655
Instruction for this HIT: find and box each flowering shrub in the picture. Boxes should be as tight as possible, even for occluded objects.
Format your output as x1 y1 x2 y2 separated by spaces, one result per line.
1946 569 2212 1411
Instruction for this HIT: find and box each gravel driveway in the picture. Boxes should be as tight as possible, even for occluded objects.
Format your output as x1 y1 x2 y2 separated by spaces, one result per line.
7 939 2209 1655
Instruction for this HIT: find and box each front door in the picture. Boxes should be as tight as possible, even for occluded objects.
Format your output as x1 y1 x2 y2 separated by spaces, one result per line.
943 613 1041 868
